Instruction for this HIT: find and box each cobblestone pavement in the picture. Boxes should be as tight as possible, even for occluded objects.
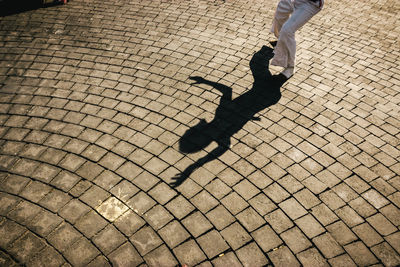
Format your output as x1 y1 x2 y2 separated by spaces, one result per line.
0 0 399 266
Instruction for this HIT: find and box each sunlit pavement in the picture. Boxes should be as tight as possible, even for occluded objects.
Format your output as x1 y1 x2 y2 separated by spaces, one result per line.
0 0 399 266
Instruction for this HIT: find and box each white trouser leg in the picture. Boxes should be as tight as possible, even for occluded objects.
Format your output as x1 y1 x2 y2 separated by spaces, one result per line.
271 0 321 68
270 0 294 39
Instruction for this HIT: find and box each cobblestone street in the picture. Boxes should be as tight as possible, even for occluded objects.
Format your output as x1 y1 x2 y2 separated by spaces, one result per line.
0 0 399 266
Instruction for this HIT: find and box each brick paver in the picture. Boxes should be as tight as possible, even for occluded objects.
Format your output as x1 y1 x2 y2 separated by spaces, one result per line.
0 0 399 266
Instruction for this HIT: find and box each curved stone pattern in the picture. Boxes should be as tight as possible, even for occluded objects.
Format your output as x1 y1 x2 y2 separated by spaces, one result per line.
1 0 400 266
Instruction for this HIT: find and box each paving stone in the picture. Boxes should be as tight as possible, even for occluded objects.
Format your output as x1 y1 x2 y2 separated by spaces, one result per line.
127 191 156 215
281 226 312 254
388 192 400 208
297 248 329 267
328 254 357 267
86 255 111 267
348 196 377 218
287 164 311 181
93 170 122 191
182 211 213 238
165 195 195 220
113 210 145 236
8 231 46 262
148 182 177 205
19 180 52 203
131 171 159 192
344 175 371 194
204 178 232 200
312 233 344 259
279 197 307 220
370 178 396 197
108 242 143 267
110 180 139 202
371 242 400 267
190 190 219 213
251 225 282 252
0 174 29 195
263 182 290 203
236 242 269 267
130 226 163 256
190 166 215 187
38 189 72 213
27 245 65 267
92 225 126 255
220 192 249 215
344 241 378 266
236 207 265 232
47 222 82 252
0 219 26 249
303 176 328 194
247 170 274 189
295 214 325 238
0 193 21 216
221 222 252 250
267 246 300 267
248 193 277 216
79 186 110 209
385 231 400 254
143 157 169 176
332 182 358 202
352 223 384 247
311 203 339 226
29 210 63 237
144 245 178 267
362 189 390 209
143 205 173 230
197 230 229 259
75 211 108 238
218 168 243 186
233 179 260 200
380 203 400 227
211 251 242 267
335 205 364 228
366 213 397 236
64 237 99 266
158 220 190 249
51 171 81 192
326 221 357 247
175 177 202 199
7 201 42 225
173 240 206 266
278 175 304 194
294 188 321 209
265 209 294 234
81 145 108 162
96 197 128 221
206 205 235 230
76 162 104 181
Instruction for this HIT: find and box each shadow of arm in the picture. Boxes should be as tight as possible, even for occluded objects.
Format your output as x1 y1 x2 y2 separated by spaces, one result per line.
189 76 232 100
170 142 229 187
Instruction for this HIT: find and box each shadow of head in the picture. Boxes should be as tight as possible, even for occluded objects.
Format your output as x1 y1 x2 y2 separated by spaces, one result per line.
179 119 213 154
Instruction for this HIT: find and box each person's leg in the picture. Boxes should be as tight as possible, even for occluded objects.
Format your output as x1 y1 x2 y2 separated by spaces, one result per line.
270 0 294 38
271 0 321 77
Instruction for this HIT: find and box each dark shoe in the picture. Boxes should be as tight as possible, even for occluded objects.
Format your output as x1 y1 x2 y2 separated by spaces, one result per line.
269 40 278 47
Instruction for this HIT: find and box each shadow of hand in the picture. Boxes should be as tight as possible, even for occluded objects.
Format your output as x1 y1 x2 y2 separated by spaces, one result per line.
170 172 189 188
189 76 205 84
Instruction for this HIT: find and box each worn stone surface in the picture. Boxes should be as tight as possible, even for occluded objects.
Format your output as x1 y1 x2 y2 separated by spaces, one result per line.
0 0 399 265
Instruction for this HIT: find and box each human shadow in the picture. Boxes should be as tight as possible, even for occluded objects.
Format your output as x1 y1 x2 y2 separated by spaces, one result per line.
170 45 288 187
